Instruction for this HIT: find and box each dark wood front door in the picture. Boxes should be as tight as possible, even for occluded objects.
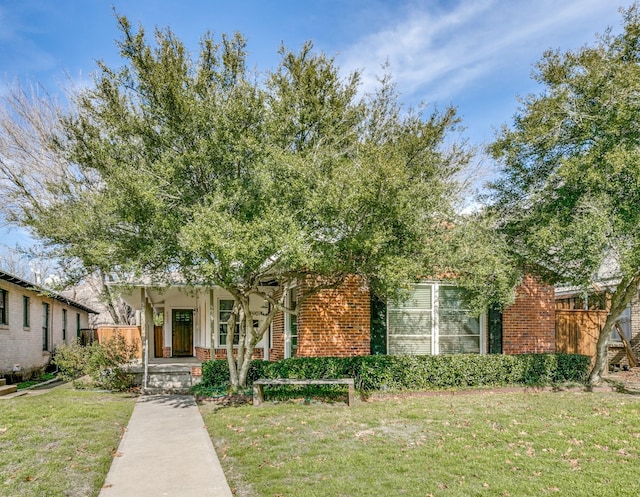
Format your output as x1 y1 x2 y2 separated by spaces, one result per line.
154 325 164 358
172 309 193 357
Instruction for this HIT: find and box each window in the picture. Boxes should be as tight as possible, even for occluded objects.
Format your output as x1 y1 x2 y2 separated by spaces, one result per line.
76 313 81 338
387 283 483 356
62 309 67 340
286 288 298 358
219 299 239 346
42 303 50 351
388 284 433 355
610 306 631 342
0 289 8 325
438 286 481 354
23 296 30 327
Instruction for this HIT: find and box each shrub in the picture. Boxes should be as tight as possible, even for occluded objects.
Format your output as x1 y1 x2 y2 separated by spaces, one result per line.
53 340 90 381
53 333 138 391
199 353 590 396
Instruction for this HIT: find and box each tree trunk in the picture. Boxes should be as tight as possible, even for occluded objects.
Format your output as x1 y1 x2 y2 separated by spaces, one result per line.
226 311 239 388
590 313 617 384
589 275 640 383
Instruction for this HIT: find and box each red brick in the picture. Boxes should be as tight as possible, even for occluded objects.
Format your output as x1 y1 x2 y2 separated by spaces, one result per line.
501 275 555 354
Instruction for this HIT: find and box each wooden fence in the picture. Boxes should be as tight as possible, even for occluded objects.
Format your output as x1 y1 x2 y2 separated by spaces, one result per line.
555 310 607 364
95 326 143 359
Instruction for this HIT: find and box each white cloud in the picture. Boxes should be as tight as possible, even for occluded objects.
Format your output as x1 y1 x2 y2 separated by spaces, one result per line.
339 0 634 105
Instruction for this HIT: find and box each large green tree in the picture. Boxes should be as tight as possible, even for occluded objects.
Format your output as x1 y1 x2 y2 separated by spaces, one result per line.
489 4 640 382
1 16 514 388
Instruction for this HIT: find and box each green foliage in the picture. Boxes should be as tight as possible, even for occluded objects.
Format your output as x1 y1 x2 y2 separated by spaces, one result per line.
200 354 590 395
53 340 90 381
488 5 640 380
2 15 516 388
16 372 56 390
53 335 138 391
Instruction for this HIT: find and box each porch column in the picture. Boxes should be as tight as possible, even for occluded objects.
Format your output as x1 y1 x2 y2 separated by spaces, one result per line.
140 288 148 389
209 288 215 361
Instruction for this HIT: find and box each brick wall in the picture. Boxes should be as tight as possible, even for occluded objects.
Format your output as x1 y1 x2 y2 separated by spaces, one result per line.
502 275 556 354
212 348 264 360
0 279 92 378
266 277 371 360
296 276 370 357
195 346 210 362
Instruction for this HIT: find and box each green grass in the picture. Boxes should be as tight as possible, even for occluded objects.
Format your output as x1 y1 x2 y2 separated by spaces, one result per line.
17 372 57 390
200 390 640 496
0 384 136 497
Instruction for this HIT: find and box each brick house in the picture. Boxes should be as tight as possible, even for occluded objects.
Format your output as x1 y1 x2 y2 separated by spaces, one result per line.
0 270 96 379
117 274 555 369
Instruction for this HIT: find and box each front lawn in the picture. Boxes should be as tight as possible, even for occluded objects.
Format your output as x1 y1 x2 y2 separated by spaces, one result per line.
0 384 136 497
201 390 640 496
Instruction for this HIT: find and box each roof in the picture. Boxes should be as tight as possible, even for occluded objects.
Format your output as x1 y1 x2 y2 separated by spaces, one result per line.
0 270 99 314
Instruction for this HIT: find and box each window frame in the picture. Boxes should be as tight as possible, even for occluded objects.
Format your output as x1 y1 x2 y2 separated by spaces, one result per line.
218 298 240 347
284 287 298 358
0 288 8 325
609 305 631 343
42 302 50 351
387 283 434 355
387 282 485 356
62 308 67 340
437 285 484 355
23 295 30 328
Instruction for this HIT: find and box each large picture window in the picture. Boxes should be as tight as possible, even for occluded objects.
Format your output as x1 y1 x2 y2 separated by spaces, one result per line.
387 283 483 355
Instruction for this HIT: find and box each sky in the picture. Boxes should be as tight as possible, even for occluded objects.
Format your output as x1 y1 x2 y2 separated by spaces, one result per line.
0 0 636 254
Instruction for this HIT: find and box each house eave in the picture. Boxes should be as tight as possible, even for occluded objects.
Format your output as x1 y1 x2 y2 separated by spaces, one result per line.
0 270 99 314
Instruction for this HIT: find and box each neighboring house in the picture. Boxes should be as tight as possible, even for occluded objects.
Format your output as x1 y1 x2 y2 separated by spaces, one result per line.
0 270 97 379
116 274 555 366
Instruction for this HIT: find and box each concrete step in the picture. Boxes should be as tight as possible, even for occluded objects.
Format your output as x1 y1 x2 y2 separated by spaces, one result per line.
142 386 191 395
0 384 18 396
147 372 192 386
143 371 201 394
0 378 6 386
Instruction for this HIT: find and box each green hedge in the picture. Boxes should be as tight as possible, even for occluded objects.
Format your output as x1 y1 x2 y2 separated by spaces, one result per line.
201 353 590 393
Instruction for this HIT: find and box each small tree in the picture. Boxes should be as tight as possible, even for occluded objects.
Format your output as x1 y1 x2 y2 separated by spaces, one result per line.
489 4 640 382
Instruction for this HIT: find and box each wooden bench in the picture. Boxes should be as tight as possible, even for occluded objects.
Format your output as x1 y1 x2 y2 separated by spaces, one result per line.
252 378 355 407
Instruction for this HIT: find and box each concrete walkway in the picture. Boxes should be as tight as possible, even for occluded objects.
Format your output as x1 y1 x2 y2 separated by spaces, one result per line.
99 395 233 497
